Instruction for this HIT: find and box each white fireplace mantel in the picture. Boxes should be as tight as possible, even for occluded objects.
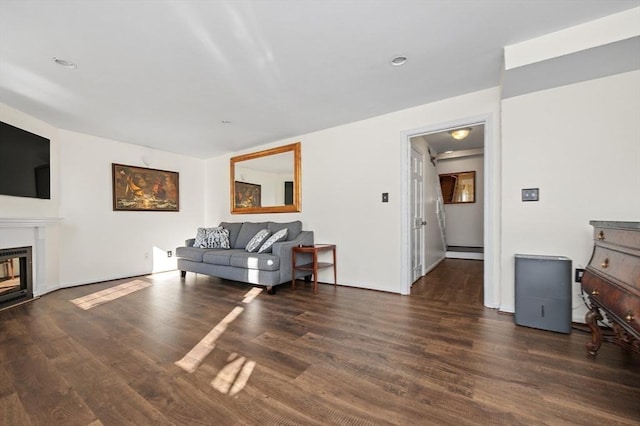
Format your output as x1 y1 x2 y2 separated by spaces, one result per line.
0 217 62 297
0 217 62 227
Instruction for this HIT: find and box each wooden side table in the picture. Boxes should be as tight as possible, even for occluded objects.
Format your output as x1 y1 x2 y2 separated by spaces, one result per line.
292 244 337 293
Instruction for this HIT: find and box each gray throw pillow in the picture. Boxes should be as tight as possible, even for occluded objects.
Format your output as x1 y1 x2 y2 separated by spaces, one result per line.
245 229 271 253
258 228 288 253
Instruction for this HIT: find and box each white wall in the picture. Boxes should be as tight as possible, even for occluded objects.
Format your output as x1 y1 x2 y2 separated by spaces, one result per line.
1 103 205 292
205 87 501 293
437 154 484 247
501 70 640 321
57 129 205 287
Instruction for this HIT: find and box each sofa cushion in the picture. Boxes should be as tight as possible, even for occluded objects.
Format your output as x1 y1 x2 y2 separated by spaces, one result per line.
245 229 271 253
219 222 243 248
230 252 280 271
234 222 269 249
258 228 288 253
267 221 302 241
176 246 211 262
194 227 219 248
202 249 239 266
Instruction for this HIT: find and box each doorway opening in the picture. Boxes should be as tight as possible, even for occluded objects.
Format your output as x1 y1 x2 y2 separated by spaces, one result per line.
409 123 484 266
426 124 485 261
400 114 497 308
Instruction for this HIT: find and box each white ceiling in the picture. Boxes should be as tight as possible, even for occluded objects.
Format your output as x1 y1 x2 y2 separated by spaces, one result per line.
1 1 637 158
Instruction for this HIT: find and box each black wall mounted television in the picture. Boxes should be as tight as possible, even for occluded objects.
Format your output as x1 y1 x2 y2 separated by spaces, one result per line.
0 121 50 199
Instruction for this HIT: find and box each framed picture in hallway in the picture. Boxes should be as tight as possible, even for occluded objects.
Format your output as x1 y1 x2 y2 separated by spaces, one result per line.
439 171 475 204
112 163 179 211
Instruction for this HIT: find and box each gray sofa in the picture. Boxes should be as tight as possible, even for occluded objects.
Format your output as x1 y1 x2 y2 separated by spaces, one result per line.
176 221 314 294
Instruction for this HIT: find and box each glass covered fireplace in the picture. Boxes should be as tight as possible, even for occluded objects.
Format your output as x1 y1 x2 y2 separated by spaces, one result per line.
0 246 33 309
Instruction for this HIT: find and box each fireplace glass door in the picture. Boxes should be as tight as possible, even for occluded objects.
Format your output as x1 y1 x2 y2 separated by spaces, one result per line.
0 246 33 309
1 258 19 295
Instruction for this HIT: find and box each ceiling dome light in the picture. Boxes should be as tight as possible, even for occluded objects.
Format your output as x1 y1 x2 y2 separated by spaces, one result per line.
53 57 77 69
449 128 471 140
390 56 407 66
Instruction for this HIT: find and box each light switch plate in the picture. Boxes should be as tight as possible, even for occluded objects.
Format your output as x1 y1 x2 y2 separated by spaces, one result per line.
522 188 539 202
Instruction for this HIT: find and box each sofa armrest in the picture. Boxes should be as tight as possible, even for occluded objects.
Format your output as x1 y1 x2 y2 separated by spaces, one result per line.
185 238 195 247
272 231 314 283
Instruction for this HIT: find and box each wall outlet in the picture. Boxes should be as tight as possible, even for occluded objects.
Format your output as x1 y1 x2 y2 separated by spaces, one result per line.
522 188 539 202
144 252 150 260
575 268 584 283
167 250 172 257
382 192 389 203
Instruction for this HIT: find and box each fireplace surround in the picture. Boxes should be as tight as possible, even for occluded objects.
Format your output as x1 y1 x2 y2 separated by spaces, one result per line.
0 246 33 309
0 217 61 306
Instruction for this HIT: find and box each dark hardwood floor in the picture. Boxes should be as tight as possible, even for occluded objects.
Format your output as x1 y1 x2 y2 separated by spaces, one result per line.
1 259 638 425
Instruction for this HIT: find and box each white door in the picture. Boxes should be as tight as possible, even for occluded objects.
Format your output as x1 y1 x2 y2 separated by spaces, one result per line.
410 146 425 282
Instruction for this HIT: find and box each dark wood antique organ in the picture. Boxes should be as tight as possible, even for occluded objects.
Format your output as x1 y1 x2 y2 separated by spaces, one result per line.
581 221 639 356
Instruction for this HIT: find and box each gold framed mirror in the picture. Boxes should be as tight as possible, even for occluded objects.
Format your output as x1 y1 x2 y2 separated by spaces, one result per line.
230 142 301 214
439 171 476 204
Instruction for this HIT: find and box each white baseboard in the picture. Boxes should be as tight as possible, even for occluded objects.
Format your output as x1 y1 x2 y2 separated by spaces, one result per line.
446 251 484 260
423 256 445 275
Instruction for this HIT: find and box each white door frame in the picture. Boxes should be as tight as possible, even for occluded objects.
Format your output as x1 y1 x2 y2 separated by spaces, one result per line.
400 113 499 309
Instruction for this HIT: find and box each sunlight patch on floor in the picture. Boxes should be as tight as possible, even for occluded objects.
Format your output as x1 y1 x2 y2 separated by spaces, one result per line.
242 287 262 303
175 306 244 373
211 353 256 396
70 280 151 310
176 286 262 395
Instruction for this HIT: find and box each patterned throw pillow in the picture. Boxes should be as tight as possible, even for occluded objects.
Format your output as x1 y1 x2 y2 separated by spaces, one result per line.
245 229 271 253
203 228 230 249
194 227 219 248
194 227 230 249
257 228 288 254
